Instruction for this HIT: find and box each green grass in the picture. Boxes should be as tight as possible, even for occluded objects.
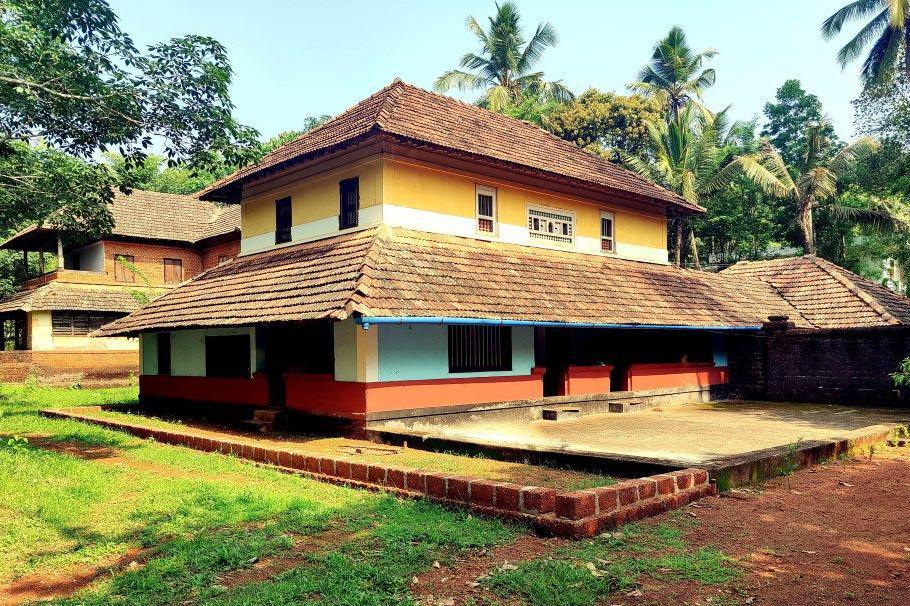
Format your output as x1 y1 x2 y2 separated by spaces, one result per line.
0 385 516 605
485 521 740 606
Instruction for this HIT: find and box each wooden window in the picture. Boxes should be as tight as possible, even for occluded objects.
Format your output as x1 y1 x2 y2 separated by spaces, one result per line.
339 178 359 230
600 211 615 253
52 311 125 336
527 206 574 245
156 332 171 376
163 258 183 284
448 325 512 373
476 185 497 234
205 334 251 378
114 254 135 282
275 197 292 244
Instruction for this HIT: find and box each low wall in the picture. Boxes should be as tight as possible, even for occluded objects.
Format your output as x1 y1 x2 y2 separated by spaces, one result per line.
0 350 138 386
560 365 612 396
729 321 910 406
626 362 728 391
140 373 270 406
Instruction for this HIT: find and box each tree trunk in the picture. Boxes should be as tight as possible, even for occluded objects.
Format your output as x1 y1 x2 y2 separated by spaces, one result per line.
688 221 701 270
674 219 683 267
799 200 815 255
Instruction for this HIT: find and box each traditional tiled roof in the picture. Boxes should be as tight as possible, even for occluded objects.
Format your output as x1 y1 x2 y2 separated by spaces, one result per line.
722 255 910 329
199 80 700 213
2 190 240 249
0 281 169 314
98 226 805 336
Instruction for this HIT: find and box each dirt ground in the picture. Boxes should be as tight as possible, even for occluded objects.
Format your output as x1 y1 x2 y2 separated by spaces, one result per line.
416 448 910 606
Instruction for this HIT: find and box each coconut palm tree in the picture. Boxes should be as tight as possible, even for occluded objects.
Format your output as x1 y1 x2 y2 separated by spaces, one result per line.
628 26 717 119
822 0 910 88
620 106 739 267
710 127 888 254
434 2 573 112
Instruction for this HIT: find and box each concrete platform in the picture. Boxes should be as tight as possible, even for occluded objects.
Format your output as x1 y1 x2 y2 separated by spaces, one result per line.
369 401 910 486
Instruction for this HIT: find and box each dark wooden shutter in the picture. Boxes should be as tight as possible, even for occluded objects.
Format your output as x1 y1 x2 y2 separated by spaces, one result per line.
275 197 292 244
114 255 135 282
339 178 359 230
163 258 183 284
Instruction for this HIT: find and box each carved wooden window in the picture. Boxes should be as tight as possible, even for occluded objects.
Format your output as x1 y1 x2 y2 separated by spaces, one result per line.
476 185 497 234
527 206 574 245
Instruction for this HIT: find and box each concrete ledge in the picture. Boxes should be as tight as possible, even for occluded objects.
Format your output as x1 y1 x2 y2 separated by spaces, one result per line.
41 407 714 539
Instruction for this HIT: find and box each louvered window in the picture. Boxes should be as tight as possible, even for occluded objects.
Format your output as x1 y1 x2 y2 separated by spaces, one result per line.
600 211 615 252
275 197 292 244
163 258 183 284
527 206 574 245
339 178 359 230
52 311 125 336
448 325 512 373
476 185 497 234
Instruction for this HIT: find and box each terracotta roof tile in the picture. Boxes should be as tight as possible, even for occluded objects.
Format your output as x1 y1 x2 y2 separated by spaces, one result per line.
200 80 698 213
722 256 910 328
98 227 805 336
0 282 169 314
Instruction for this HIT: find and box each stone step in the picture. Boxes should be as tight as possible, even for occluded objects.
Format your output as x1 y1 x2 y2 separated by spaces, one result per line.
608 400 645 414
541 407 582 421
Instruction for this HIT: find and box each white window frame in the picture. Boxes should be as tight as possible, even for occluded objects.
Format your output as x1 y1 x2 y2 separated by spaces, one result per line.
600 211 616 254
527 204 575 246
475 185 497 236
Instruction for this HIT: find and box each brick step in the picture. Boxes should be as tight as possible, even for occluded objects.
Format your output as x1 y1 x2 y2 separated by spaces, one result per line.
608 400 645 413
243 408 287 433
541 407 582 421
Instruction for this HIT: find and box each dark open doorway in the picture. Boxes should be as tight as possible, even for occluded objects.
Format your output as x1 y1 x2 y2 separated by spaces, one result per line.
259 322 334 407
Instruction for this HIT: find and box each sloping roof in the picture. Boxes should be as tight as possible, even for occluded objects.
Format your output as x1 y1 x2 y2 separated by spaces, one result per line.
0 282 169 314
722 255 910 329
97 226 805 336
2 190 240 249
200 80 699 214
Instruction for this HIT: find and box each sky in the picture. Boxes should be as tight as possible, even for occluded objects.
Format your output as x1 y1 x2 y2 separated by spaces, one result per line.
110 0 868 141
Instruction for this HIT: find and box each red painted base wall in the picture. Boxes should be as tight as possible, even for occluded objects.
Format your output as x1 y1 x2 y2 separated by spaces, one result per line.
140 373 270 406
284 369 546 420
560 365 613 396
626 363 728 391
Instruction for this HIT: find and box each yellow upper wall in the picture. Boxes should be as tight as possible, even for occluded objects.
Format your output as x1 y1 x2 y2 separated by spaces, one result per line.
382 157 667 249
241 157 382 238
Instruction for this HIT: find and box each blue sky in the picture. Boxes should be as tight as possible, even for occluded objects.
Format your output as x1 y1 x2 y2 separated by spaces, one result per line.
112 0 865 140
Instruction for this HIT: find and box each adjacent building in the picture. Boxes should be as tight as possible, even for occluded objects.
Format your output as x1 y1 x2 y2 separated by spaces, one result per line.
0 190 240 383
97 80 904 422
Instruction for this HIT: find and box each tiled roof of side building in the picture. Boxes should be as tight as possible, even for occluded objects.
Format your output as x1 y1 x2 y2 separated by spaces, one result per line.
199 80 700 213
722 255 910 329
0 282 170 314
2 190 240 249
97 226 808 337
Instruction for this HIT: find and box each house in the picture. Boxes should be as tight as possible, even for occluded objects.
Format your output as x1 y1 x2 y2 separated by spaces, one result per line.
96 80 827 422
0 190 240 383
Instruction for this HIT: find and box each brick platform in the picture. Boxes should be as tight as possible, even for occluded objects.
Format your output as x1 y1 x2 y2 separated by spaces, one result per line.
0 350 138 386
41 407 714 538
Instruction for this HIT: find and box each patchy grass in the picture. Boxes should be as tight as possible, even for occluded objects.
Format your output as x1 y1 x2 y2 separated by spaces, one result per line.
485 520 739 606
0 385 517 604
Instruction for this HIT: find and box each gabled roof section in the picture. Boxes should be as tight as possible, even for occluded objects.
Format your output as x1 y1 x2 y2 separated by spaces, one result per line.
722 255 910 329
97 226 804 337
199 80 699 213
0 281 168 314
2 190 240 250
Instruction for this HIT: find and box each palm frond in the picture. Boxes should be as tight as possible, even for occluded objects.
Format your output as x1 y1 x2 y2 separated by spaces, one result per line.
434 70 489 93
827 202 904 232
860 20 901 86
835 8 890 66
465 15 491 47
518 21 558 72
617 149 665 185
828 135 882 174
799 167 838 201
536 79 574 103
821 0 885 38
727 154 792 198
484 84 513 112
460 52 492 71
890 0 910 28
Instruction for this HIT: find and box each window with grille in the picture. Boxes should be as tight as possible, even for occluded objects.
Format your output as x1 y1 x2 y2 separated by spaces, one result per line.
52 311 126 336
156 332 171 375
447 325 512 373
275 197 292 244
163 258 183 284
527 206 574 245
205 334 251 378
600 211 615 252
476 185 497 234
114 254 135 282
339 178 359 230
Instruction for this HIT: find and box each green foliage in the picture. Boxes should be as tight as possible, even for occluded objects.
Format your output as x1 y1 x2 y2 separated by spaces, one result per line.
0 0 258 234
762 79 840 169
545 88 662 156
854 69 910 148
435 1 573 112
890 356 910 386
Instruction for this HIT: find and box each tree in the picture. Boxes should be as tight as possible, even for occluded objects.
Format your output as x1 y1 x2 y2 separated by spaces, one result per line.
0 0 258 236
544 89 662 157
621 106 741 267
628 26 717 118
762 80 839 168
853 68 910 148
434 1 573 112
822 0 910 88
713 127 888 255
